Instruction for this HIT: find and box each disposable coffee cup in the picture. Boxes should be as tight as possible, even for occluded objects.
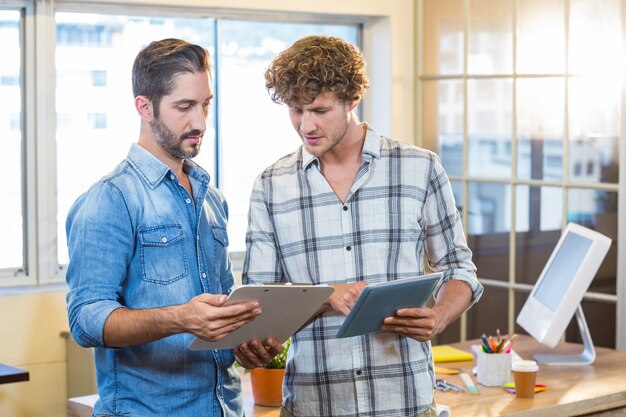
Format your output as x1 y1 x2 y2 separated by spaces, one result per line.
511 360 538 399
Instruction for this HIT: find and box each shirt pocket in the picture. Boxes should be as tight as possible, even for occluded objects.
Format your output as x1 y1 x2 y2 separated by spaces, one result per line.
211 226 229 278
139 224 188 284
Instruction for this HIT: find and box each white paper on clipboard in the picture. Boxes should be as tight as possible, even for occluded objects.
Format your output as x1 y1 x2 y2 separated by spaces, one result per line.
188 284 334 350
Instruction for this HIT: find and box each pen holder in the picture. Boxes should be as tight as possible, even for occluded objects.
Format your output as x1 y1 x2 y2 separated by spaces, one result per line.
476 350 511 387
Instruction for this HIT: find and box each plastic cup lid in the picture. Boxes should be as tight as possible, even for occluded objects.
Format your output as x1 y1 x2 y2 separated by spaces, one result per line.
512 359 539 372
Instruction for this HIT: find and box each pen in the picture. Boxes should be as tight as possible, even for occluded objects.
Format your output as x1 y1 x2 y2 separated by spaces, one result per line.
488 335 497 352
481 334 492 353
501 333 518 353
496 336 507 353
459 372 480 395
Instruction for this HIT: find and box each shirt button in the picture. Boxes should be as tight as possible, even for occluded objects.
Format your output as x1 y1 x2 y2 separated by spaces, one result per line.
202 272 207 278
355 369 362 376
343 206 348 211
170 174 175 180
346 245 352 251
185 198 192 204
161 237 167 243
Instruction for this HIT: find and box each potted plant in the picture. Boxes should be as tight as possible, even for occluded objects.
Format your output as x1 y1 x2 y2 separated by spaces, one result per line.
249 339 290 407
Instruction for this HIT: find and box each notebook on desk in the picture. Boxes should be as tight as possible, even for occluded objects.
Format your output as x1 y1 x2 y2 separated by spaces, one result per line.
432 345 474 362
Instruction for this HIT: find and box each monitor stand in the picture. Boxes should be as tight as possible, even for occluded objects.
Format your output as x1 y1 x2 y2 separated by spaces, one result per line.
534 305 596 366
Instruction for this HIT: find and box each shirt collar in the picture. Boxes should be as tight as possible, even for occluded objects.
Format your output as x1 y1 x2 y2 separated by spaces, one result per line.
302 123 381 170
126 143 210 188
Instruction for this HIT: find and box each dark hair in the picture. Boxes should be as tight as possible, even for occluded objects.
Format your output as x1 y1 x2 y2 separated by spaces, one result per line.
265 35 369 107
132 38 211 117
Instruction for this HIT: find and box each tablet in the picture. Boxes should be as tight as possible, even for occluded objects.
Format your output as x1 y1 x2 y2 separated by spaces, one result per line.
335 272 442 338
188 284 334 350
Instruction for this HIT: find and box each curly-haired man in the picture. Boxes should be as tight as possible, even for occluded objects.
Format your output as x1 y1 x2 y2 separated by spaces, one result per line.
241 36 483 417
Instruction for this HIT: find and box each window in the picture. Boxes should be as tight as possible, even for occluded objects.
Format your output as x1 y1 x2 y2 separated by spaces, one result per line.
91 70 107 87
54 13 218 265
53 11 360 265
0 4 363 280
0 9 23 271
420 0 622 347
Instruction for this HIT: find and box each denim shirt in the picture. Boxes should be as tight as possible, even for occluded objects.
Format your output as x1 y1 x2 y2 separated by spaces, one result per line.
66 144 241 417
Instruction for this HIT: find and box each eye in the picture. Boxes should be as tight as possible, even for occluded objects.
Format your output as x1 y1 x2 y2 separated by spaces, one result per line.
178 105 192 111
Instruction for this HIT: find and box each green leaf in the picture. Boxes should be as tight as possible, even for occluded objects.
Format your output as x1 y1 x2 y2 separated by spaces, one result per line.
265 338 290 369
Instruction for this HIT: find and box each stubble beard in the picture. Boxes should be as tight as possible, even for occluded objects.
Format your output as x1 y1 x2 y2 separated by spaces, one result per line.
150 117 202 160
305 121 350 158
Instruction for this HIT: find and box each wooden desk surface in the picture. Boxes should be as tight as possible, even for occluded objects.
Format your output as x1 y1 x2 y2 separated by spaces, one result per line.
0 363 29 385
242 336 626 417
435 336 626 416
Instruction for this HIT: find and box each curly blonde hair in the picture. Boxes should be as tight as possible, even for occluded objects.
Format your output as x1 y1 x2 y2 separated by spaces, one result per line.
265 35 369 107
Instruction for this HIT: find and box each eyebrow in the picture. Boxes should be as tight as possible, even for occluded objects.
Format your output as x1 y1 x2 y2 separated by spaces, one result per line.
172 95 214 106
296 104 331 112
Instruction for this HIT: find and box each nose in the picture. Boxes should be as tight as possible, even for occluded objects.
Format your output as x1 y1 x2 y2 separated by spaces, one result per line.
190 105 207 133
300 111 315 134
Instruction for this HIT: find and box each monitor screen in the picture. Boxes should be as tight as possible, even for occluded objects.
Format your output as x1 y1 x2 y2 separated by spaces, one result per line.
533 232 592 312
516 223 611 349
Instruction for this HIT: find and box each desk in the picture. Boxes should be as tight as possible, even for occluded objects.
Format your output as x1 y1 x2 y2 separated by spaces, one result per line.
435 336 626 416
242 336 626 416
0 363 29 385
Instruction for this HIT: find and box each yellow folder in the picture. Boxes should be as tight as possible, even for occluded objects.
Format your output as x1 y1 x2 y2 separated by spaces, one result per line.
432 345 473 363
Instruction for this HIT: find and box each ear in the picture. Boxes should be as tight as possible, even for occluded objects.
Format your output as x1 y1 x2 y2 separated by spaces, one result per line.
346 100 360 112
135 95 154 123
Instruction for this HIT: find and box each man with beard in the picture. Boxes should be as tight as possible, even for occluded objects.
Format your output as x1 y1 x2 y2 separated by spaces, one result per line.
65 38 281 417
243 36 483 417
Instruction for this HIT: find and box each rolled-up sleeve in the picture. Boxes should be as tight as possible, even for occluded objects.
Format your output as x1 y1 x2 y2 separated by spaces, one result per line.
423 155 483 306
65 181 134 348
242 175 284 285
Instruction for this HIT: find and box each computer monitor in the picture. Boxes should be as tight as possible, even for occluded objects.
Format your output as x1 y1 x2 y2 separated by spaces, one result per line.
516 222 611 366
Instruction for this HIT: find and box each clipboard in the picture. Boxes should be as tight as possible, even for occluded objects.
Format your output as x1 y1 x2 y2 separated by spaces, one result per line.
335 272 442 338
188 284 334 350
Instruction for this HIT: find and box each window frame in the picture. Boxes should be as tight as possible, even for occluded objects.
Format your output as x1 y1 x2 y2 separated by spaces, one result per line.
0 1 37 285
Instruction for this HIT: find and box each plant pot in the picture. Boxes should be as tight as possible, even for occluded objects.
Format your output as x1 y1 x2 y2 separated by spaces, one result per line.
250 367 285 407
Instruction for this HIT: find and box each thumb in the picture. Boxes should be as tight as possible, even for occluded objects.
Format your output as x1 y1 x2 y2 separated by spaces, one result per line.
196 293 228 306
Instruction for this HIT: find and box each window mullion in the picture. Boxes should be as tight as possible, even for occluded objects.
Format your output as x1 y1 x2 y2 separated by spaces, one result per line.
35 0 61 284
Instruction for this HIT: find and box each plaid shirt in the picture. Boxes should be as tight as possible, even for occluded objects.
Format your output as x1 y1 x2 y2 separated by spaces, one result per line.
243 124 482 417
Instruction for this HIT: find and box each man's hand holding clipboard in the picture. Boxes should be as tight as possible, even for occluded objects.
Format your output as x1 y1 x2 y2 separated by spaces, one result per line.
188 284 334 351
